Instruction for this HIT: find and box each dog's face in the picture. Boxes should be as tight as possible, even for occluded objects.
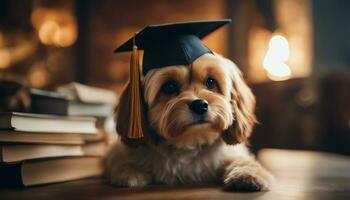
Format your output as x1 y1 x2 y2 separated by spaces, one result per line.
117 53 256 149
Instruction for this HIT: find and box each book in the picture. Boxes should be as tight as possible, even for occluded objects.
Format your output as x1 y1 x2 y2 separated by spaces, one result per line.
0 157 103 186
30 88 68 116
0 130 84 145
0 142 106 163
30 88 114 117
66 102 114 117
0 112 97 134
57 82 117 105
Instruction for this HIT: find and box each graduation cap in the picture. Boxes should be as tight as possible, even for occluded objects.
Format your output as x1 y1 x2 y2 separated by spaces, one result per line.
114 19 231 140
114 19 231 75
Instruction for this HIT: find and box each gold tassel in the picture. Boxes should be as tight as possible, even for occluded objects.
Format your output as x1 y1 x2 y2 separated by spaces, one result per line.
127 33 144 139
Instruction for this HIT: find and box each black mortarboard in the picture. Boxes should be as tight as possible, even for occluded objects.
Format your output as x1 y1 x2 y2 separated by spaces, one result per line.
114 19 231 141
114 19 231 75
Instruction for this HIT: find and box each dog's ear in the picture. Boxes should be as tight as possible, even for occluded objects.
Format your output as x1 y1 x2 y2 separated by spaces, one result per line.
115 82 132 140
221 59 256 145
115 82 154 146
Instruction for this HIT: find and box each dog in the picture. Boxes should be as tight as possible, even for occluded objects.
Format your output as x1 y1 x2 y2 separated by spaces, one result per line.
105 53 274 191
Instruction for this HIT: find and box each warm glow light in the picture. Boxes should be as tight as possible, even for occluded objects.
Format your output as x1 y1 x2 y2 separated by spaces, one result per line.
0 32 10 68
39 20 59 45
263 34 292 81
53 26 77 47
31 8 46 29
29 65 48 88
0 48 11 68
32 8 77 47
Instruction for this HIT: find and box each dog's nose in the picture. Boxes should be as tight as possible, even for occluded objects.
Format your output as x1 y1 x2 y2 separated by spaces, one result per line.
189 99 208 115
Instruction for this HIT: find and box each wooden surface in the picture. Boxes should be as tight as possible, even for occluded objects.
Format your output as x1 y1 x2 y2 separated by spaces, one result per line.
1 149 350 200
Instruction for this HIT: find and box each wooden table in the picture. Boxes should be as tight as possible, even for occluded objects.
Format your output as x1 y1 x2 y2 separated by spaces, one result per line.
1 149 350 200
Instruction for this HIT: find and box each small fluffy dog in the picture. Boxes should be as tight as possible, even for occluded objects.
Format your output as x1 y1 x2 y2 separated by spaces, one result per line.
106 53 274 191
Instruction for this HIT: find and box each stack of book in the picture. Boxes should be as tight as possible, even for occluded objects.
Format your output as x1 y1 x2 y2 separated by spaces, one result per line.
0 83 117 186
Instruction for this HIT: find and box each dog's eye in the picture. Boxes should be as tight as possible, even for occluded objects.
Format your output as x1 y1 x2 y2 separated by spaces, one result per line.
161 80 179 95
205 77 218 90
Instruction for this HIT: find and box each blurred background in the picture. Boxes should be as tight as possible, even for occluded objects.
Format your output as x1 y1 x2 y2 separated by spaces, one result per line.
0 0 349 155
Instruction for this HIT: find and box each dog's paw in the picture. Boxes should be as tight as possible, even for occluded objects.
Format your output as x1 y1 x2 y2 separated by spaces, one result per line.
223 164 274 192
109 168 152 187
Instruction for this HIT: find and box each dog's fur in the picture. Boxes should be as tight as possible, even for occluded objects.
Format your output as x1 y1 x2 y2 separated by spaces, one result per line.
105 53 274 191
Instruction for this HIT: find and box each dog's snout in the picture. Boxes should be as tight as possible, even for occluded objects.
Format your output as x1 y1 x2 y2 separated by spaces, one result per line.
188 99 208 115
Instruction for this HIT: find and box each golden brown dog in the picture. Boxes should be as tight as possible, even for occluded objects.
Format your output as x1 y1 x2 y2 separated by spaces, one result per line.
106 53 273 191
